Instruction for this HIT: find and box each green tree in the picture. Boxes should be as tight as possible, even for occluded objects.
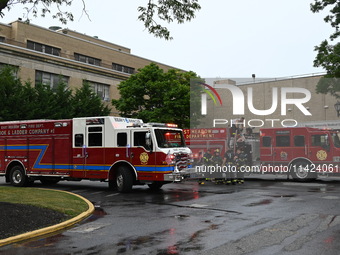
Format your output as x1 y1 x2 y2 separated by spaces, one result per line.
50 81 73 119
29 81 74 119
311 1 340 97
0 0 201 40
0 66 23 120
137 0 201 40
0 66 110 121
72 81 111 117
112 63 200 128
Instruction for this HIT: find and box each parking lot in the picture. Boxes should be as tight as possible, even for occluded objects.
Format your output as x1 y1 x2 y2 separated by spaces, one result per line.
1 176 340 255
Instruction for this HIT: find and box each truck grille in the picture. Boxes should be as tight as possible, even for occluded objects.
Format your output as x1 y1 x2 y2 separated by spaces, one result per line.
175 153 190 170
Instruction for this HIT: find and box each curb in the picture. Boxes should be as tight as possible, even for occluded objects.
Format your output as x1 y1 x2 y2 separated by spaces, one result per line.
0 189 95 247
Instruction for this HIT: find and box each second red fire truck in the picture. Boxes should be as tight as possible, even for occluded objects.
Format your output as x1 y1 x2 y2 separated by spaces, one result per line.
259 126 340 180
0 116 192 192
184 126 340 181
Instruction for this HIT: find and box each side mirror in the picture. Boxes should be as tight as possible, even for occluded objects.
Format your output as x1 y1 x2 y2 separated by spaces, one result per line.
145 132 152 147
323 134 330 151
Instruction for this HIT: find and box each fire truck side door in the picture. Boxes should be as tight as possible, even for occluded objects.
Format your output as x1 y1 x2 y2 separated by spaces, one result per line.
272 133 292 165
84 125 105 178
72 133 86 178
72 125 105 178
309 133 332 163
131 130 156 176
260 135 274 164
290 131 308 159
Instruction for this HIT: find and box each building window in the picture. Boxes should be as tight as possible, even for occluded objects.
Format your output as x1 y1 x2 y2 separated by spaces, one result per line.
112 63 134 74
74 53 101 66
35 70 69 90
27 40 60 56
0 36 5 43
87 81 110 101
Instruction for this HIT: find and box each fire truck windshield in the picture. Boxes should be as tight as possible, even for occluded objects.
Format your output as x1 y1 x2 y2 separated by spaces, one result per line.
331 132 340 148
155 129 186 148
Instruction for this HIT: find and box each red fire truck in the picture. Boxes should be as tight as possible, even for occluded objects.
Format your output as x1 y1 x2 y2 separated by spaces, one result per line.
0 117 192 192
259 127 340 181
184 126 340 181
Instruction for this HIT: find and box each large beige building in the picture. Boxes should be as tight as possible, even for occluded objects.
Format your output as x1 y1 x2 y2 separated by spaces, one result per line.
0 20 180 115
200 75 340 130
1 20 338 128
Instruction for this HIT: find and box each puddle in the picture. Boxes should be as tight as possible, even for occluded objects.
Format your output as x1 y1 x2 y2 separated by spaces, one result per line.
117 235 155 246
245 199 273 207
157 244 203 254
260 182 275 187
84 204 107 222
117 235 156 254
174 214 190 220
268 194 296 198
209 224 219 230
116 230 169 254
308 187 334 193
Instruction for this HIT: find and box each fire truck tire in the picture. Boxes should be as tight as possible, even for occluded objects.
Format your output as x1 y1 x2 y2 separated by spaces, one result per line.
9 165 28 187
40 178 60 185
116 166 133 193
108 180 117 190
290 161 317 182
148 182 164 190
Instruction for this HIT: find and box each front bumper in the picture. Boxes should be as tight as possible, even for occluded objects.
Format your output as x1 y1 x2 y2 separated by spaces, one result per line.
163 167 194 182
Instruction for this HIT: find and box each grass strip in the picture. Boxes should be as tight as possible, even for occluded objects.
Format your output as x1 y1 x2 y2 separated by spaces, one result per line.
0 186 89 218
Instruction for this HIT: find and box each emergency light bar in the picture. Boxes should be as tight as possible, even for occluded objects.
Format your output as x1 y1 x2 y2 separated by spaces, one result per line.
144 123 178 128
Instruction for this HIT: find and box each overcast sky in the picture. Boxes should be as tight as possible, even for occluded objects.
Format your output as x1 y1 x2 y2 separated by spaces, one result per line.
0 0 333 79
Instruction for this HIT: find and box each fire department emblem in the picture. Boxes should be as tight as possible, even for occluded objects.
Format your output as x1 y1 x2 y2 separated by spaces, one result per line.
280 151 288 160
316 150 327 161
140 152 149 164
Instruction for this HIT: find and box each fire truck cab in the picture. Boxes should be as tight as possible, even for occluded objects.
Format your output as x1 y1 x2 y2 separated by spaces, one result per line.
260 127 340 181
0 116 192 192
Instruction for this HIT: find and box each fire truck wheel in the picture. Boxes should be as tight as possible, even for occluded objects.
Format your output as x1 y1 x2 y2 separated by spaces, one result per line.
148 182 164 191
9 165 28 187
290 161 316 182
116 166 133 193
108 180 117 190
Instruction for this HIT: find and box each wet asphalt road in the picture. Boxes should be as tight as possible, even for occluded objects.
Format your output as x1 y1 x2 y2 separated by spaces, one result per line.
0 176 340 255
